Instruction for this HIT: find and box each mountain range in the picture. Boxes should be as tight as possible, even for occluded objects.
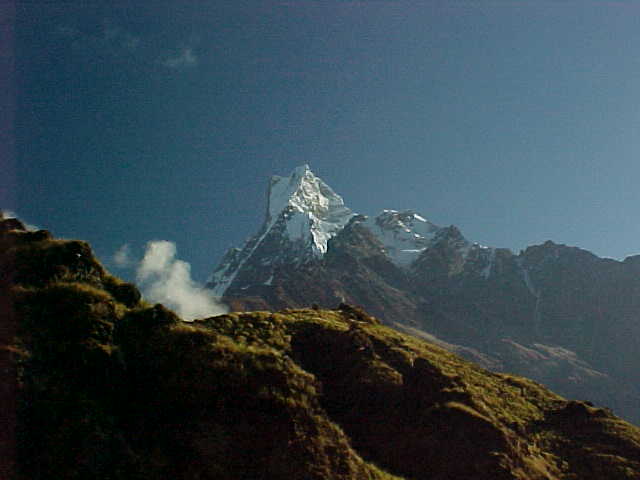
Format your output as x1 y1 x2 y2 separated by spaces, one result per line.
207 165 640 425
4 212 640 479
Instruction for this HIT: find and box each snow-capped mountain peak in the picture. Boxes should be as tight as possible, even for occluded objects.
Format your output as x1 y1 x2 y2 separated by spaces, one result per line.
266 164 354 254
363 209 441 266
207 165 354 296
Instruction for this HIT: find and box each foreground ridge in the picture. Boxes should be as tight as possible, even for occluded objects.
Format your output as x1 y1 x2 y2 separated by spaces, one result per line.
3 216 640 479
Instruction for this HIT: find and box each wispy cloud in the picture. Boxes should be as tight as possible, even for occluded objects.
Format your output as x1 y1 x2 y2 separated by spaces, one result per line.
102 20 140 51
54 25 79 38
136 240 227 321
54 19 197 71
113 243 134 268
161 47 198 69
54 19 141 59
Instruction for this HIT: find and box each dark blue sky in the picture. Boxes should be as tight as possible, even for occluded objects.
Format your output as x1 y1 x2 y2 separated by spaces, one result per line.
7 1 640 282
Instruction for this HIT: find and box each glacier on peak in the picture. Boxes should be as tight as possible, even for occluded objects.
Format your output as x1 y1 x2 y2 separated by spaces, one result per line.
266 163 355 255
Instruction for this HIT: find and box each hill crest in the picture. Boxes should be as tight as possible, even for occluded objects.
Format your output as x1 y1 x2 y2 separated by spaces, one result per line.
3 216 640 478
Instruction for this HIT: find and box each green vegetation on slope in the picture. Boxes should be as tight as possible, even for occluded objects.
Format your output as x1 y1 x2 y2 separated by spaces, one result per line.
0 220 400 479
2 218 640 479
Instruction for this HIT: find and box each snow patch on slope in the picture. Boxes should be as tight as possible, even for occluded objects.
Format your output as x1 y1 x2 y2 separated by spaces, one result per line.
208 220 279 297
364 209 441 266
516 257 537 296
481 248 496 279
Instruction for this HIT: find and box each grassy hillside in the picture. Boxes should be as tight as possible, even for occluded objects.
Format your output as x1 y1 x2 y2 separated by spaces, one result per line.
2 217 640 479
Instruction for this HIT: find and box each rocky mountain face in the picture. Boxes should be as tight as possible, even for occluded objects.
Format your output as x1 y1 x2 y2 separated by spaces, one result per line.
5 215 640 479
208 165 355 297
208 166 640 424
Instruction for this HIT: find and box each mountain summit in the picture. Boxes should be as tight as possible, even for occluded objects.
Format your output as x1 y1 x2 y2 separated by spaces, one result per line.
266 164 354 249
207 165 490 297
207 165 355 296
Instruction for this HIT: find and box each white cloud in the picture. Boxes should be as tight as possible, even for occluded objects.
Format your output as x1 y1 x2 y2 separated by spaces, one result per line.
56 20 198 71
161 47 198 69
103 20 140 51
113 243 133 268
136 240 227 321
55 19 141 65
54 25 79 38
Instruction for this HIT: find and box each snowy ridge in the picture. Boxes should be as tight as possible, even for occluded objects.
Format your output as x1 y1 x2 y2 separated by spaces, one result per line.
207 165 496 297
208 219 278 297
364 210 441 266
